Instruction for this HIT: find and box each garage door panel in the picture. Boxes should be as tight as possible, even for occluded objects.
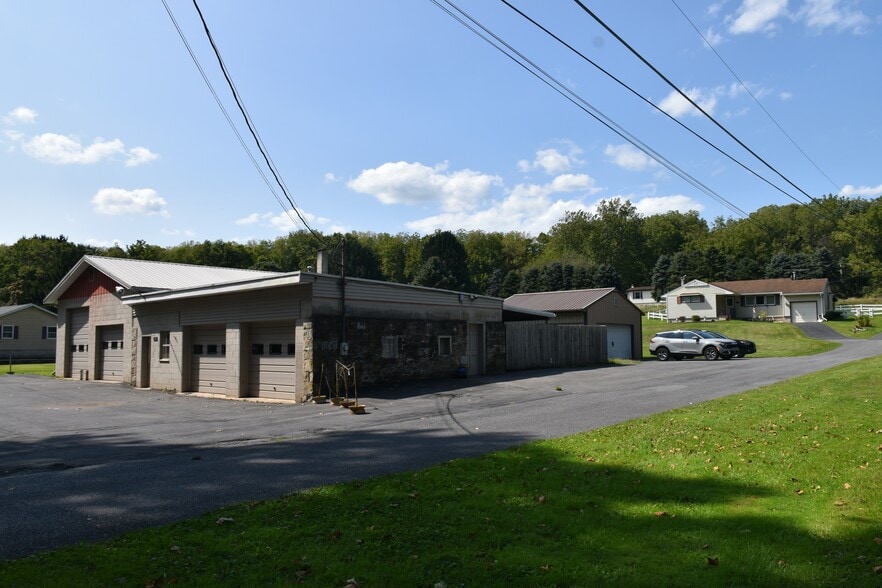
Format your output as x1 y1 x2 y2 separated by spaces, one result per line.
604 324 632 360
68 308 90 377
792 301 818 323
249 323 296 398
190 327 226 393
99 325 124 382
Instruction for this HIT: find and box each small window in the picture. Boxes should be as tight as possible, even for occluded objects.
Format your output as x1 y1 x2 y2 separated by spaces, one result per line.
42 326 57 340
78 344 87 353
269 343 282 356
102 341 110 350
193 344 204 355
1 325 14 339
110 341 119 350
206 344 218 355
680 294 704 304
252 343 265 355
287 344 295 356
159 331 170 361
221 344 226 356
438 336 452 356
381 335 399 359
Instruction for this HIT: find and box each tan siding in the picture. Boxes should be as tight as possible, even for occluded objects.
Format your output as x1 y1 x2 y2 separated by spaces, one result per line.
179 288 305 325
248 322 297 399
97 324 125 381
189 326 227 392
0 307 57 359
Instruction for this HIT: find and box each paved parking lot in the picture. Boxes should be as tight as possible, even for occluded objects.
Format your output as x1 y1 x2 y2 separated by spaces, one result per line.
3 336 882 559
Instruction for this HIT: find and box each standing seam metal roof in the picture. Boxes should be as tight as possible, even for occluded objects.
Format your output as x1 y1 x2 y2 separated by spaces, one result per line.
504 288 617 312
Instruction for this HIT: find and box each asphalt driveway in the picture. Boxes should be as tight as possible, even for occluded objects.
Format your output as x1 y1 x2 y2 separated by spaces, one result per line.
2 336 882 560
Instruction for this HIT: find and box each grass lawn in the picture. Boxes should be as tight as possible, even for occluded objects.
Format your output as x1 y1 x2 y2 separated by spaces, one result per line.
1 363 54 377
641 319 839 360
2 358 881 586
823 319 881 339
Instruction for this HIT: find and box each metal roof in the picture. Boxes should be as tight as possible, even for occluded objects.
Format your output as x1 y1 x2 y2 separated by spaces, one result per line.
44 256 285 304
505 288 617 312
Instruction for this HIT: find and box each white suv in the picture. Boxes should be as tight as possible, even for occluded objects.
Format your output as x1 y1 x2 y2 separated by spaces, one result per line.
649 329 740 361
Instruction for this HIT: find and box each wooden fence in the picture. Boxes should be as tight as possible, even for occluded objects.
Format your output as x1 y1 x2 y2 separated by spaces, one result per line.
505 322 607 370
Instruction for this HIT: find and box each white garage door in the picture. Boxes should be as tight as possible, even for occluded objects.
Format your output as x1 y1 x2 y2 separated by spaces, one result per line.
604 324 632 360
792 301 819 323
190 326 227 393
68 308 90 378
249 323 296 399
98 325 125 382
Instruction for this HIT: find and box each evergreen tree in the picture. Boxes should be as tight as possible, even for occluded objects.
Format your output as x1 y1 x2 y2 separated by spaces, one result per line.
521 268 541 293
500 270 522 298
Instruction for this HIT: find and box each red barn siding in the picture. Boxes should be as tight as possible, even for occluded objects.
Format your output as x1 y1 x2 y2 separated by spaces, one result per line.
59 268 119 301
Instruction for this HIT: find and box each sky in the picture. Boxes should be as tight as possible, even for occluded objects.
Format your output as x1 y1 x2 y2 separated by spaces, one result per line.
1 0 881 249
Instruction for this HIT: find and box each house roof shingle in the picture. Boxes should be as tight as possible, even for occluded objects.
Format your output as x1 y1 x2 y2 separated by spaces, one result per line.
711 278 828 295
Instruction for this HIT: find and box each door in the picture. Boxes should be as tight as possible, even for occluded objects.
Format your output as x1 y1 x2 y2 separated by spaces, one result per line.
189 326 227 392
605 324 632 360
98 325 124 382
467 323 485 376
68 308 89 378
139 336 151 388
248 322 296 399
792 301 819 323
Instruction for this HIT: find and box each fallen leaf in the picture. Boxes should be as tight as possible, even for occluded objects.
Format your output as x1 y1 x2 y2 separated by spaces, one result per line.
345 578 360 588
795 489 804 495
215 517 235 525
874 566 882 574
654 511 668 517
844 483 852 489
834 500 846 507
170 545 181 552
707 556 720 566
873 537 882 545
537 496 546 504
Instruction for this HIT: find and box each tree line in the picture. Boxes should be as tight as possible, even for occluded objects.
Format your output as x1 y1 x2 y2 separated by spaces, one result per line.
2 193 880 308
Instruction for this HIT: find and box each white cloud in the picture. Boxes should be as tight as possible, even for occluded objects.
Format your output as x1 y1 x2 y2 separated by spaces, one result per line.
267 208 339 233
125 146 159 167
23 133 125 164
727 0 788 34
405 172 602 234
324 172 339 183
704 26 725 46
632 194 705 215
658 87 719 118
91 188 169 216
779 90 793 100
517 145 584 174
797 0 870 32
161 228 196 239
3 107 38 125
604 144 658 171
840 183 882 197
235 213 262 226
347 161 501 213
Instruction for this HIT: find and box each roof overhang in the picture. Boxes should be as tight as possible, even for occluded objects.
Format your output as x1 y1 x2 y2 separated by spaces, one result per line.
503 302 556 321
122 273 308 305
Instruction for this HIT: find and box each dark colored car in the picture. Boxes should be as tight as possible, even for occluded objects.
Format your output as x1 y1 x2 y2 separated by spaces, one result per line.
705 330 757 358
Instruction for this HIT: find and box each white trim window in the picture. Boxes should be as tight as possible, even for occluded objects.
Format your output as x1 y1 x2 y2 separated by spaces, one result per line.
742 294 780 306
1 325 17 339
42 326 57 340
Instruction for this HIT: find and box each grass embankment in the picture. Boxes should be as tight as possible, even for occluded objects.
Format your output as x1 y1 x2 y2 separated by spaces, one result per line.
1 363 54 376
642 319 839 359
3 359 881 586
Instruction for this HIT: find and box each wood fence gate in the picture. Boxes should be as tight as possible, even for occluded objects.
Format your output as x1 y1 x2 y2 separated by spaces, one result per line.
505 322 606 370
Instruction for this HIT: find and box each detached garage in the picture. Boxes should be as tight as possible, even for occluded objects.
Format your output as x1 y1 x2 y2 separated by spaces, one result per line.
505 288 644 360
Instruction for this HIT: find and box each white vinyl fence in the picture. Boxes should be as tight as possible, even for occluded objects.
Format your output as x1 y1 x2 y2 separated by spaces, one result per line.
836 304 882 318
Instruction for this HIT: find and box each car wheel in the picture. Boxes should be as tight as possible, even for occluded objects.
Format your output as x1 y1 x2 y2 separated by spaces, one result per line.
703 346 719 361
656 347 671 361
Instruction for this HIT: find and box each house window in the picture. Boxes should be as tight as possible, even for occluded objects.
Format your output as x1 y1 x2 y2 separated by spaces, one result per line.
679 294 704 304
206 344 218 355
632 291 643 300
741 294 780 306
193 344 204 355
438 336 452 357
159 331 170 361
42 326 57 340
1 325 17 339
381 335 399 359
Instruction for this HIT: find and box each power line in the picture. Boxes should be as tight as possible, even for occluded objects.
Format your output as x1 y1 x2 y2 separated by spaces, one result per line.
498 0 817 223
161 0 297 230
431 0 767 229
670 0 844 195
570 0 828 212
190 0 326 246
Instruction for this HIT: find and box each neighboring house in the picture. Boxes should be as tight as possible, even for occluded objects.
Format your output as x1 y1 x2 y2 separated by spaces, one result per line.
0 304 57 361
664 278 834 323
43 254 506 401
505 288 643 360
626 285 661 305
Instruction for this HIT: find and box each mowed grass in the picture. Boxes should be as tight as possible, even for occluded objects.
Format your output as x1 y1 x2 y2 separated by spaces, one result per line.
2 359 882 586
642 319 839 359
824 319 882 339
1 363 54 376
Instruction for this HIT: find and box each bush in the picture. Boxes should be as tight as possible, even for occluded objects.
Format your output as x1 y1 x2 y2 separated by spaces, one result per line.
691 315 701 322
824 310 843 321
855 314 873 328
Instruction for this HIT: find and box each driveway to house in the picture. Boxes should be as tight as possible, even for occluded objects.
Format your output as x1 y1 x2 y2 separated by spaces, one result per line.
2 336 881 560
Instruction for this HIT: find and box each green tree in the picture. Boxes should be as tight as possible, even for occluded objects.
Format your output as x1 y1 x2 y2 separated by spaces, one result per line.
0 235 93 306
415 231 471 291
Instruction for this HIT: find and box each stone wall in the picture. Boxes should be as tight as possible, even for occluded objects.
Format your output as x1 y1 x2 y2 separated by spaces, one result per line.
311 314 470 391
485 321 506 375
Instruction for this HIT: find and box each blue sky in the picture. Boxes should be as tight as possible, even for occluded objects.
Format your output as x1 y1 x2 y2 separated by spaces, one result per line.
2 1 880 248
